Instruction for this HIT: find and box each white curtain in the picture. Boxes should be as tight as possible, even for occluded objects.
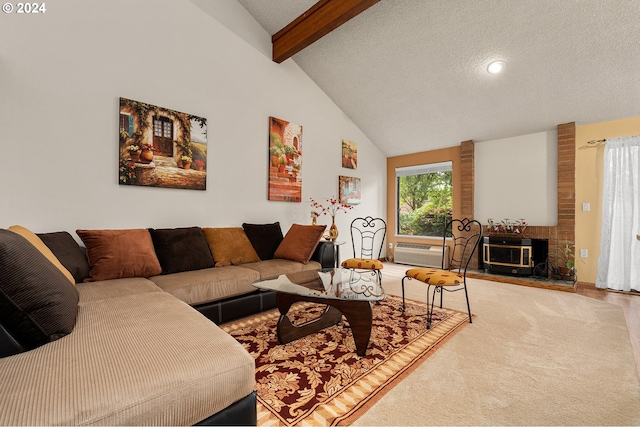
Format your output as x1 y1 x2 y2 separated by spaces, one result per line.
596 136 640 292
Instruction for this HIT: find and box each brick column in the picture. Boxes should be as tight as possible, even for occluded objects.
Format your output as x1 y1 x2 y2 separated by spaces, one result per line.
556 122 576 272
459 140 478 268
460 140 474 220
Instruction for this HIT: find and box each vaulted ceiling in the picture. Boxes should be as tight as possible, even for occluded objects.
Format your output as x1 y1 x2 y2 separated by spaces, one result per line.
237 0 640 157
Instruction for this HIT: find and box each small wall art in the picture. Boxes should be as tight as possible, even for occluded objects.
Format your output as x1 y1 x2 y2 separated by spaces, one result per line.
268 116 302 202
341 139 357 169
118 97 207 190
339 175 361 205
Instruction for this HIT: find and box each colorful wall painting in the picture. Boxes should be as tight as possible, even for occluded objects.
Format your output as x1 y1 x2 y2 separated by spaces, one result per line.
342 139 357 169
268 116 302 202
339 175 361 205
119 97 207 190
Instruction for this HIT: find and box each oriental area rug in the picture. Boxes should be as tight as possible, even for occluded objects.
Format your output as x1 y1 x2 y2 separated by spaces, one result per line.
221 295 472 426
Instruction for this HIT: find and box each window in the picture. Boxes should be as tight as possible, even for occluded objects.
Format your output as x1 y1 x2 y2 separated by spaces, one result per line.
119 114 134 137
396 161 453 237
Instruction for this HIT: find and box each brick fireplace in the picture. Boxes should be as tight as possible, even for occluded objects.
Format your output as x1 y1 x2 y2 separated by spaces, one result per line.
460 123 576 275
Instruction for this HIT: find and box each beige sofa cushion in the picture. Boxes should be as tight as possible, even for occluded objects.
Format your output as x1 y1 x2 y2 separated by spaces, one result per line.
76 277 163 303
0 292 255 426
150 265 261 306
241 258 322 279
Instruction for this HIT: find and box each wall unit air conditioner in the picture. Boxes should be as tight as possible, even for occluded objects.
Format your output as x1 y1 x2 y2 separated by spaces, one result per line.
394 243 449 269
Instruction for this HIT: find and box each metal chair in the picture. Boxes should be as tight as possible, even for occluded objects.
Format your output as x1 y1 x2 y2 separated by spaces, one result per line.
400 218 482 329
340 217 386 290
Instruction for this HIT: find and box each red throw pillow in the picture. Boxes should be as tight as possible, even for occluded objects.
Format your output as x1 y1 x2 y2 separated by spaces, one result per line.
274 224 326 264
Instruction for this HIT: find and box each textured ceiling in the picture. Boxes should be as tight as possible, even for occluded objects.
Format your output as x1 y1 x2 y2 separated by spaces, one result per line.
236 0 640 157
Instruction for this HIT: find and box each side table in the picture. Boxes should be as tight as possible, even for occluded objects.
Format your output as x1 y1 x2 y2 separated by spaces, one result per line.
325 240 346 268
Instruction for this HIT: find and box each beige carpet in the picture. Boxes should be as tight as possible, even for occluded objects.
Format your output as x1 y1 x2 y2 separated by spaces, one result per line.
352 263 640 426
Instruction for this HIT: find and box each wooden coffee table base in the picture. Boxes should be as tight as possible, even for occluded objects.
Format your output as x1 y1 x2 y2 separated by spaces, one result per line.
276 292 373 356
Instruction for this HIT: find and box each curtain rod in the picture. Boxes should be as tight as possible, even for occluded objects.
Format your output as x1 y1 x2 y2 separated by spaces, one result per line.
586 134 640 146
579 138 607 150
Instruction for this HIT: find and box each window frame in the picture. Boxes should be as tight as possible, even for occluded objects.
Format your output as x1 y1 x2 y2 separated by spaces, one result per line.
395 161 453 238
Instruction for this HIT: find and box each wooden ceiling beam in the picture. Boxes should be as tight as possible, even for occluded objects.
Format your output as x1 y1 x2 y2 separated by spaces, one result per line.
272 0 380 63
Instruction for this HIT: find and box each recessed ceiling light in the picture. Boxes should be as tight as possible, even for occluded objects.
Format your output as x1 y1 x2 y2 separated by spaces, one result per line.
487 60 506 74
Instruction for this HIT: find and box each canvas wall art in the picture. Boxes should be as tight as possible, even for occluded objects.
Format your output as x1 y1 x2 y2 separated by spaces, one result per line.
119 97 207 190
268 116 302 202
339 175 361 205
342 140 357 169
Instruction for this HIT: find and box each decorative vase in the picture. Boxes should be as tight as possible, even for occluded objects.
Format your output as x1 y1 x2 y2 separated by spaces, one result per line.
328 215 339 241
139 148 153 164
129 151 140 162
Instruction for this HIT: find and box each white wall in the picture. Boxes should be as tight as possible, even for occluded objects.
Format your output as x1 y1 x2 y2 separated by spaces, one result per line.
475 131 558 226
0 0 386 259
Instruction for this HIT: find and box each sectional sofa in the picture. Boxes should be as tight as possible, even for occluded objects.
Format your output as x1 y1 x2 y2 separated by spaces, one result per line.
0 222 333 426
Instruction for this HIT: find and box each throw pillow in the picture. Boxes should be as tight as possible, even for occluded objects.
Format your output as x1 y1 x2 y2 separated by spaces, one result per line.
37 231 91 283
202 227 261 267
242 222 284 260
76 228 162 281
149 227 215 274
0 229 79 352
8 225 75 285
274 224 326 264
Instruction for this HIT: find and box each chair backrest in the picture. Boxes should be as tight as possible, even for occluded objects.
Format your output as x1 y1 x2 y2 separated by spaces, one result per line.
442 218 482 276
349 217 386 260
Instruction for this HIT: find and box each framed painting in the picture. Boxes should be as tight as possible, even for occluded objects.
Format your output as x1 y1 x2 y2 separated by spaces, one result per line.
268 116 302 202
342 140 357 169
339 175 361 205
119 97 207 190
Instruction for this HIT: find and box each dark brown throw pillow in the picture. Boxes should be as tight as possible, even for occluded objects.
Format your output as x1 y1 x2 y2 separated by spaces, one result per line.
9 225 75 285
76 229 162 281
274 224 326 264
149 227 215 274
0 229 79 353
242 222 284 260
37 231 91 283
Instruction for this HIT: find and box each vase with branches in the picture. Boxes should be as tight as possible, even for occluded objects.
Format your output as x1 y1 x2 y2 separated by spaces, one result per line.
310 197 353 241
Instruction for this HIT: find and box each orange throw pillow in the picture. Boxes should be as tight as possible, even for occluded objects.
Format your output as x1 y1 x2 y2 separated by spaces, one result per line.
76 229 162 281
274 224 326 264
202 227 261 267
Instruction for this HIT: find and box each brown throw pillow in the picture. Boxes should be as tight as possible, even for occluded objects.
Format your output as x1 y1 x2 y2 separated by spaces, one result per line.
274 224 326 264
76 229 162 281
202 227 261 267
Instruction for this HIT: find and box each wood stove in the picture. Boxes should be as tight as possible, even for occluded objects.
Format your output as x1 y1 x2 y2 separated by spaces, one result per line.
482 236 533 276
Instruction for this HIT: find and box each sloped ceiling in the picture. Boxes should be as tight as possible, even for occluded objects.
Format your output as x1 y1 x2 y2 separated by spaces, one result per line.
237 0 640 157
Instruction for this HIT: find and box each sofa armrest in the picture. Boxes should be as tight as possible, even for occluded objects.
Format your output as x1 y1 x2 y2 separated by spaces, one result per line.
311 241 335 269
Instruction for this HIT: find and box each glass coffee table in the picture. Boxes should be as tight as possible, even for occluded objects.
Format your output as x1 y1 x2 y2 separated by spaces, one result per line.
253 268 385 356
